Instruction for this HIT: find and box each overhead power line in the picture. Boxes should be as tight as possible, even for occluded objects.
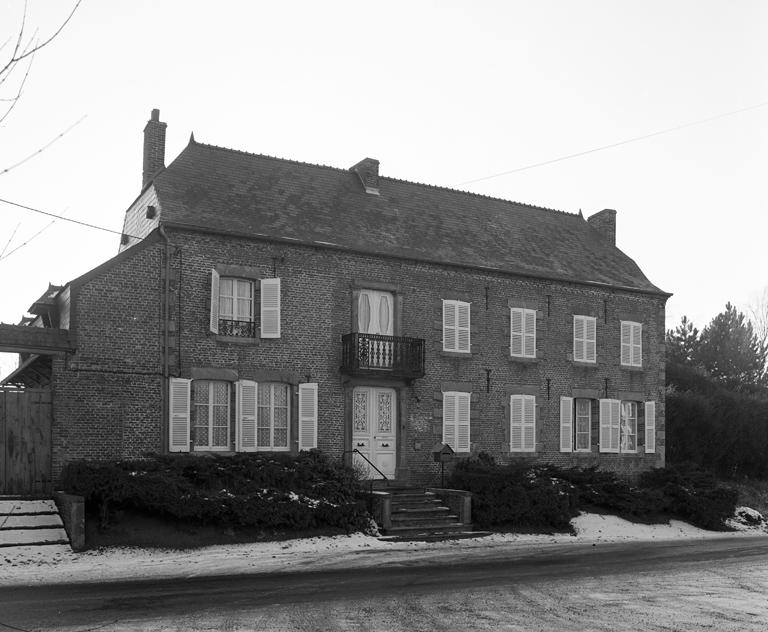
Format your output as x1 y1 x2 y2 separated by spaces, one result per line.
0 197 138 240
455 99 768 187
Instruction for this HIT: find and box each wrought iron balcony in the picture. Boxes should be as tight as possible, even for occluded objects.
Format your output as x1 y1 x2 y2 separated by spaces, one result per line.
341 333 425 379
218 319 257 338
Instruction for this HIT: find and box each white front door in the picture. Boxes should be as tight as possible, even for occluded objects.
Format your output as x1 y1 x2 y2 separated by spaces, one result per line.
352 387 396 479
358 290 394 369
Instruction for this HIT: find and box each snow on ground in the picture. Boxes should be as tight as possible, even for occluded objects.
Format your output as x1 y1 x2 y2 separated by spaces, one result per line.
1 511 766 587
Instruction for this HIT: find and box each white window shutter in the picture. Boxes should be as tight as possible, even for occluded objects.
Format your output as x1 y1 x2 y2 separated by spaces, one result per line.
522 396 536 451
456 392 471 452
443 392 457 448
237 380 258 452
260 278 281 338
510 309 523 356
298 383 318 450
574 316 585 361
443 301 457 352
209 269 220 334
457 302 470 352
586 317 596 362
169 378 191 452
620 321 631 365
510 395 524 452
560 397 573 452
599 399 620 453
632 323 643 366
524 310 536 358
645 401 656 453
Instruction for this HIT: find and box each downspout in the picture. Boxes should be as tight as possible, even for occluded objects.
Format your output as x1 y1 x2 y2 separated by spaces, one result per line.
159 225 171 453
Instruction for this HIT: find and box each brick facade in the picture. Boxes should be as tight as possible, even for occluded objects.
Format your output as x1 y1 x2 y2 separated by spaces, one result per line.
49 225 666 485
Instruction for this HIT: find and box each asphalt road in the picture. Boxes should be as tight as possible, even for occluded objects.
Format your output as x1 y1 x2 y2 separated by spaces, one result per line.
1 536 767 631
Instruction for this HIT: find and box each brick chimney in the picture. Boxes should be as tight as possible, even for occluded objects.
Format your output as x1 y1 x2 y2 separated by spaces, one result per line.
350 157 380 195
142 108 167 188
587 209 617 245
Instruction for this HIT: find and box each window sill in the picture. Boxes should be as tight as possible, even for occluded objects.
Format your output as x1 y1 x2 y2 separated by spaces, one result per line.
620 364 644 372
509 355 538 364
572 361 598 368
215 335 259 345
441 350 473 358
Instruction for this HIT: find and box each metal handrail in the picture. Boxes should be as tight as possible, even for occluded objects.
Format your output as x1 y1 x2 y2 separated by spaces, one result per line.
342 448 389 482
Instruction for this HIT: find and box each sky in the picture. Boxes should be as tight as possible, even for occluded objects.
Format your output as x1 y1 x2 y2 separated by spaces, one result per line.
1 0 767 378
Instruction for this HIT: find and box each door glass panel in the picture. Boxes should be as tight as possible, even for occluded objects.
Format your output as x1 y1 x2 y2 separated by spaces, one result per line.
358 293 371 333
379 295 391 335
353 391 368 431
377 391 392 432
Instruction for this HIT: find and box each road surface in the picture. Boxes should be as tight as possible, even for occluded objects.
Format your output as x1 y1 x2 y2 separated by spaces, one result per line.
1 536 767 631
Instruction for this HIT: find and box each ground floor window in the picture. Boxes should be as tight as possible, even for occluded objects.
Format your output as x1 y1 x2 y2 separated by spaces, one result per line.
620 401 637 453
192 380 231 450
257 382 290 450
575 398 591 451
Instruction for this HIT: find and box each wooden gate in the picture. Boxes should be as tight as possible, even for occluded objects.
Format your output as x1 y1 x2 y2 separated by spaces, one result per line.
0 388 52 495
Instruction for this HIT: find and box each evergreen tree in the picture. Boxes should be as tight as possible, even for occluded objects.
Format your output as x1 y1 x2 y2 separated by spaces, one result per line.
666 315 701 364
697 303 768 391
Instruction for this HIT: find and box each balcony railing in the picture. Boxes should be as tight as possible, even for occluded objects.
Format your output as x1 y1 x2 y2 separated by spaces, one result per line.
341 332 425 379
218 319 257 338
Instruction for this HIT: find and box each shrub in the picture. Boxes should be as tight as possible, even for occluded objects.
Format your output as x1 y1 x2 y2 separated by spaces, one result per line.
60 451 370 533
447 460 738 531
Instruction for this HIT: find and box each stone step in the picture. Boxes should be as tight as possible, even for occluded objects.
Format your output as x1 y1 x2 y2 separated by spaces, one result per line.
391 507 453 519
380 530 493 543
382 522 469 538
0 498 71 549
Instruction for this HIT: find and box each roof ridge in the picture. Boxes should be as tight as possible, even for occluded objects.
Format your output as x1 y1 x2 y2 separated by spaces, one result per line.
191 141 578 218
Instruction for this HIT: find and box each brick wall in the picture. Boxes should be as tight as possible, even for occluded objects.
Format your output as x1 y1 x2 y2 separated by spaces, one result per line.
52 226 666 486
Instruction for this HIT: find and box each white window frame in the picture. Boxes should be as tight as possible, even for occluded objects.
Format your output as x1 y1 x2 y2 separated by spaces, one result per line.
192 380 231 451
209 270 281 338
510 307 536 358
256 382 291 451
621 321 643 367
510 394 536 453
573 315 596 363
442 391 471 452
620 401 638 453
443 300 471 353
574 398 592 452
219 278 254 323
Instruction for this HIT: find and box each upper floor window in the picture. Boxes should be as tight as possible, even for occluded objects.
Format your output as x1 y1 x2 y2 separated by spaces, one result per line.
209 270 281 338
621 321 642 367
573 315 596 363
510 308 536 358
443 300 470 353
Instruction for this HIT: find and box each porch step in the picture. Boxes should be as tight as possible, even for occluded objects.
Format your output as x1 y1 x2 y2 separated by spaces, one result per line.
378 487 477 541
0 499 70 548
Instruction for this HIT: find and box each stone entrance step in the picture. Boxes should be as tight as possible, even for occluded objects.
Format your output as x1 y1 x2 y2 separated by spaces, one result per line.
0 498 70 548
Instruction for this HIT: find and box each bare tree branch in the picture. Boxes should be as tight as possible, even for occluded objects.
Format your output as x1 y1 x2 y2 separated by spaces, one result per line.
0 114 87 176
0 0 82 77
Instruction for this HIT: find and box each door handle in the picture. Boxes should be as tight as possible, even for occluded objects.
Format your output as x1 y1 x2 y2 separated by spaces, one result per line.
381 443 390 447
356 442 365 447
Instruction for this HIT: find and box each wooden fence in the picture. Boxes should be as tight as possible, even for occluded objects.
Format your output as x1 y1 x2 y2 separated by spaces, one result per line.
0 388 52 495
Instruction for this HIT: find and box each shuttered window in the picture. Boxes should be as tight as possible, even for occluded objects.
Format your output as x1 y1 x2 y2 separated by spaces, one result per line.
599 399 620 453
257 383 290 450
260 278 281 338
621 321 642 367
559 397 573 452
298 383 318 451
620 401 638 453
237 380 258 452
192 381 231 450
510 395 536 452
443 300 471 353
443 391 471 452
574 315 596 363
644 401 656 453
169 378 191 452
511 308 536 358
575 399 592 451
209 270 281 338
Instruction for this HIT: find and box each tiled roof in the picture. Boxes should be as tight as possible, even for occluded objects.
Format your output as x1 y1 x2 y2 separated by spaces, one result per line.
152 141 666 295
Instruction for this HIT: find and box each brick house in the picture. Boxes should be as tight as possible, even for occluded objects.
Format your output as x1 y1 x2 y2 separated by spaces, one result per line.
3 109 670 486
